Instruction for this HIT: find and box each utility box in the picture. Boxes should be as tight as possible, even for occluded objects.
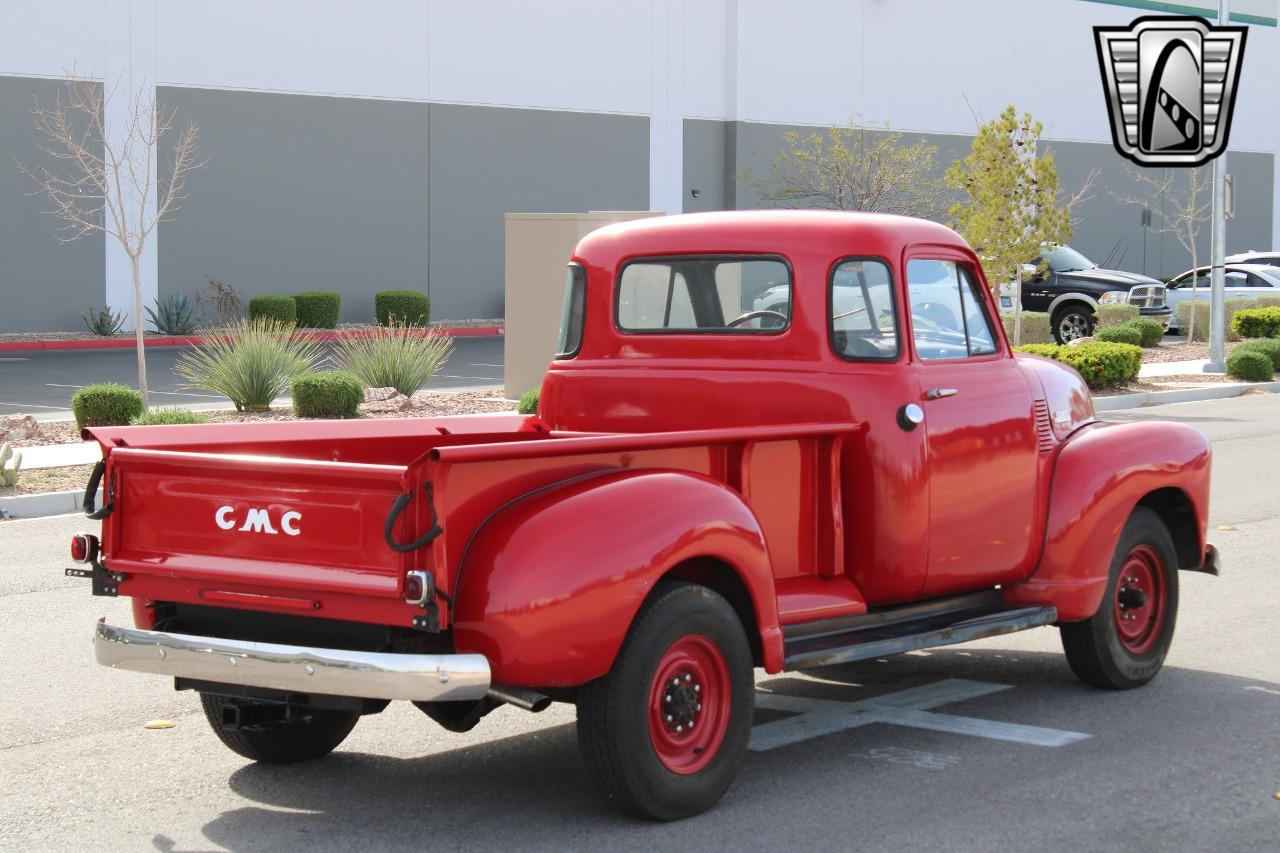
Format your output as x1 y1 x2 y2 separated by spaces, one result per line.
503 211 662 401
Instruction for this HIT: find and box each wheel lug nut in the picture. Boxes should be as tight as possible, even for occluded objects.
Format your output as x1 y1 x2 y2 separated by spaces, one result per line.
696 703 702 712
665 714 673 722
676 725 683 732
665 695 671 703
693 684 700 692
685 674 692 682
688 721 695 730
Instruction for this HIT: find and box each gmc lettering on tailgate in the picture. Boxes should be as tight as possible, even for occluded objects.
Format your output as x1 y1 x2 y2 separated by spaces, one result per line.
215 505 302 536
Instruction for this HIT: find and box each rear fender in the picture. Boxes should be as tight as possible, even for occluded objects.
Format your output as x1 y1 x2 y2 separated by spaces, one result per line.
450 470 781 687
1004 421 1211 621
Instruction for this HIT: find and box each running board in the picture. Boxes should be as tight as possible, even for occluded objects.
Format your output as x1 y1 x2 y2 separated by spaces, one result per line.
782 599 1058 670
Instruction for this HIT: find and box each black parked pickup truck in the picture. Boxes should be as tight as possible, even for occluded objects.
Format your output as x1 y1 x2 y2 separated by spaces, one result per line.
1003 245 1173 344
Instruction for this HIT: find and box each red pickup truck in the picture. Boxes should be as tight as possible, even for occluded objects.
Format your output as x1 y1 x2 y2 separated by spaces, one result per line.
75 211 1216 820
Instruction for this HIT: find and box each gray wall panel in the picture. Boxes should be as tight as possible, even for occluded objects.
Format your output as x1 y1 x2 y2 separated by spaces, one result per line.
157 87 430 324
427 104 648 320
683 119 727 212
0 76 105 333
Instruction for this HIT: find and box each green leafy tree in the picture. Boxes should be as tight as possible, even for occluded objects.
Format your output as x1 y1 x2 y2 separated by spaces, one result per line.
744 118 948 218
946 106 1072 344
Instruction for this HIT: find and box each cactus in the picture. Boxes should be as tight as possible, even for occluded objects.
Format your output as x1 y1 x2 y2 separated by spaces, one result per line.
0 443 21 487
145 292 201 335
82 305 126 336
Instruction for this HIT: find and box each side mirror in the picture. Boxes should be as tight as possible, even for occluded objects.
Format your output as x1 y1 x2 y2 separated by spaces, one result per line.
1020 263 1039 280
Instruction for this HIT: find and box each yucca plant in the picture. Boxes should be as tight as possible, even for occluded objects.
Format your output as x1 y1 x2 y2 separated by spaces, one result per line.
331 324 453 396
145 292 200 335
82 305 126 336
175 318 325 412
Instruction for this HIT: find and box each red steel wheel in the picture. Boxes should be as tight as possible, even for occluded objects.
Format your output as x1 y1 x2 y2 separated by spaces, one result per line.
1061 507 1180 690
1112 544 1166 655
647 635 731 775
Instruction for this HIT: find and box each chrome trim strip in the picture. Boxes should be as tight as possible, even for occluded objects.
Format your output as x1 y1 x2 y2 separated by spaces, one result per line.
93 618 491 702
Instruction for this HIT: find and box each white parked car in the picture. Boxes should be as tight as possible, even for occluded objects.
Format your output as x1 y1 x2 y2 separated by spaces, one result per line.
1225 250 1280 267
1164 263 1280 331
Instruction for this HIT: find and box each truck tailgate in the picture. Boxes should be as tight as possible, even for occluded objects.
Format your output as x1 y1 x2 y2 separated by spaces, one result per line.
103 447 410 598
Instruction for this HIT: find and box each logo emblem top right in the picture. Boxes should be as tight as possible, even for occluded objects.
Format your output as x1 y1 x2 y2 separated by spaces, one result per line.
1095 16 1247 167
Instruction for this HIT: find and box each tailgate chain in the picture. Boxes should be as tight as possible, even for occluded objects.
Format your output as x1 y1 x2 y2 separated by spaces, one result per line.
384 483 444 553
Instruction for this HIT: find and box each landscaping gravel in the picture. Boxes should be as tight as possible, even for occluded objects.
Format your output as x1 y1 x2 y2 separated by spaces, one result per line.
0 463 96 497
0 319 504 343
1143 340 1243 363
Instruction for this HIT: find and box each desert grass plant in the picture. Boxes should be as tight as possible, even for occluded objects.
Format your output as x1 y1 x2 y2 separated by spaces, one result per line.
130 408 208 425
518 388 540 415
175 318 325 412
331 324 453 396
70 383 145 429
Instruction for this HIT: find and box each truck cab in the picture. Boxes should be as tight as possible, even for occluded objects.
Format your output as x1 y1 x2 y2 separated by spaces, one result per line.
76 211 1215 821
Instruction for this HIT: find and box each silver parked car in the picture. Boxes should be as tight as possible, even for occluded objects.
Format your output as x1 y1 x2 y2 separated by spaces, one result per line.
1164 263 1280 331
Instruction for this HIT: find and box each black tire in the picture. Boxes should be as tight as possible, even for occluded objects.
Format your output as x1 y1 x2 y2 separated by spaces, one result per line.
1052 304 1096 344
576 582 754 821
1060 507 1180 689
199 693 360 763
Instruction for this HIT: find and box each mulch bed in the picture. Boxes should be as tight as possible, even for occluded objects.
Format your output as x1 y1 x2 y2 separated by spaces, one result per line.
1142 340 1243 364
0 463 96 497
5 391 517 448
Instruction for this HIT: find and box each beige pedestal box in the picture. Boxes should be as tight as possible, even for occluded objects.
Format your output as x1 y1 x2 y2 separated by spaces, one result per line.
503 211 662 401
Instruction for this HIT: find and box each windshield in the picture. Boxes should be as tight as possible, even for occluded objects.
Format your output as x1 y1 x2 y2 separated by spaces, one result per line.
1043 245 1098 273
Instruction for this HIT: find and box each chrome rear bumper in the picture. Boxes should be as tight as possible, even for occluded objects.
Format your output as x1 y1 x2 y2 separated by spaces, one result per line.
93 618 491 702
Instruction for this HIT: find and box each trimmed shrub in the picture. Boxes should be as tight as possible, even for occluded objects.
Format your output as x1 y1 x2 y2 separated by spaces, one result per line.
518 388 540 415
1234 338 1280 370
175 318 326 412
293 291 341 329
1095 303 1140 328
1012 343 1062 359
332 325 453 396
1000 312 1053 345
1226 349 1274 382
1176 297 1253 342
70 383 144 430
1093 324 1143 346
130 408 209 426
1057 342 1143 388
375 290 431 326
292 370 364 419
1127 317 1166 347
248 295 297 324
1230 306 1280 339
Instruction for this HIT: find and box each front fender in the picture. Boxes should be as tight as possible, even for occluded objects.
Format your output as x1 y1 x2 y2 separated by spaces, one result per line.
1005 420 1210 621
450 469 781 687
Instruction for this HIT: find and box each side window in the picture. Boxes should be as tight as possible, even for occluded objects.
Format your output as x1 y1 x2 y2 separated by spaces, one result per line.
906 259 998 360
830 259 898 360
555 264 586 357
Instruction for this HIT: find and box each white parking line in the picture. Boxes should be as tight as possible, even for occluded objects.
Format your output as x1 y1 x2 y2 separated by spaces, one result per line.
0 401 68 410
750 678 1090 751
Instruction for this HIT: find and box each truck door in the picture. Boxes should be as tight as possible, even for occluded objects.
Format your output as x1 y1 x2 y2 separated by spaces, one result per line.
905 257 1042 598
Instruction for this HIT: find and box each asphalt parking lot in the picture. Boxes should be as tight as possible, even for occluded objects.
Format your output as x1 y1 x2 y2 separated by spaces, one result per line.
0 336 505 415
1 394 1277 851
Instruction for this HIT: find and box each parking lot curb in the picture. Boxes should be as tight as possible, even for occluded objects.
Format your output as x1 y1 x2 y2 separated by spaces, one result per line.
0 487 100 520
1094 380 1280 412
0 326 503 352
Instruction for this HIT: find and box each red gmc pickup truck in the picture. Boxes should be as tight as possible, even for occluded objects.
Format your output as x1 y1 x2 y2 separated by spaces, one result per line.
75 211 1216 821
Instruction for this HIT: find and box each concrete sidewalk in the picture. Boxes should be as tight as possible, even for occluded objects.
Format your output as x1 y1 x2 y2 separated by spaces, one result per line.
19 442 101 470
1139 358 1214 377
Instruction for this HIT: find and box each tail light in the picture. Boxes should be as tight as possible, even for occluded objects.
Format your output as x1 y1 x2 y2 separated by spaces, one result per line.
403 570 432 606
71 533 99 563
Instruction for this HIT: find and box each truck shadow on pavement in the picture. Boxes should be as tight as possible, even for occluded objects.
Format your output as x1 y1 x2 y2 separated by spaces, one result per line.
194 648 1278 850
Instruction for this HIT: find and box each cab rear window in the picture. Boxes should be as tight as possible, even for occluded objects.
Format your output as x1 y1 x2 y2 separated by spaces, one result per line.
616 256 791 333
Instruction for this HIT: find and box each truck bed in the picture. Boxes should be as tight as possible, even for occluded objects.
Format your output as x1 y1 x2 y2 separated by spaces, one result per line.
86 413 862 632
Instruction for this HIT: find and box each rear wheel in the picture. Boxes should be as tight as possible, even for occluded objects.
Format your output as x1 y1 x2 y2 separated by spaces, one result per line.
1060 507 1179 689
199 693 359 763
576 582 754 821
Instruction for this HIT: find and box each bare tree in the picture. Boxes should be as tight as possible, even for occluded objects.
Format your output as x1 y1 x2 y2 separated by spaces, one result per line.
19 76 205 409
1113 166 1211 341
742 118 949 218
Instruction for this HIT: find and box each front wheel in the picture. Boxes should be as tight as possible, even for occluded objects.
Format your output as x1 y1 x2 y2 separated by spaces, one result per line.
1052 304 1096 344
200 693 360 763
1060 507 1179 689
576 582 754 821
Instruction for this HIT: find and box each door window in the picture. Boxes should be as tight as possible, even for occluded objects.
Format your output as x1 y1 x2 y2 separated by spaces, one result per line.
906 260 998 360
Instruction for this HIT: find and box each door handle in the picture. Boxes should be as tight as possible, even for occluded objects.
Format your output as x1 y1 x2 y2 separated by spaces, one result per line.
925 387 959 400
